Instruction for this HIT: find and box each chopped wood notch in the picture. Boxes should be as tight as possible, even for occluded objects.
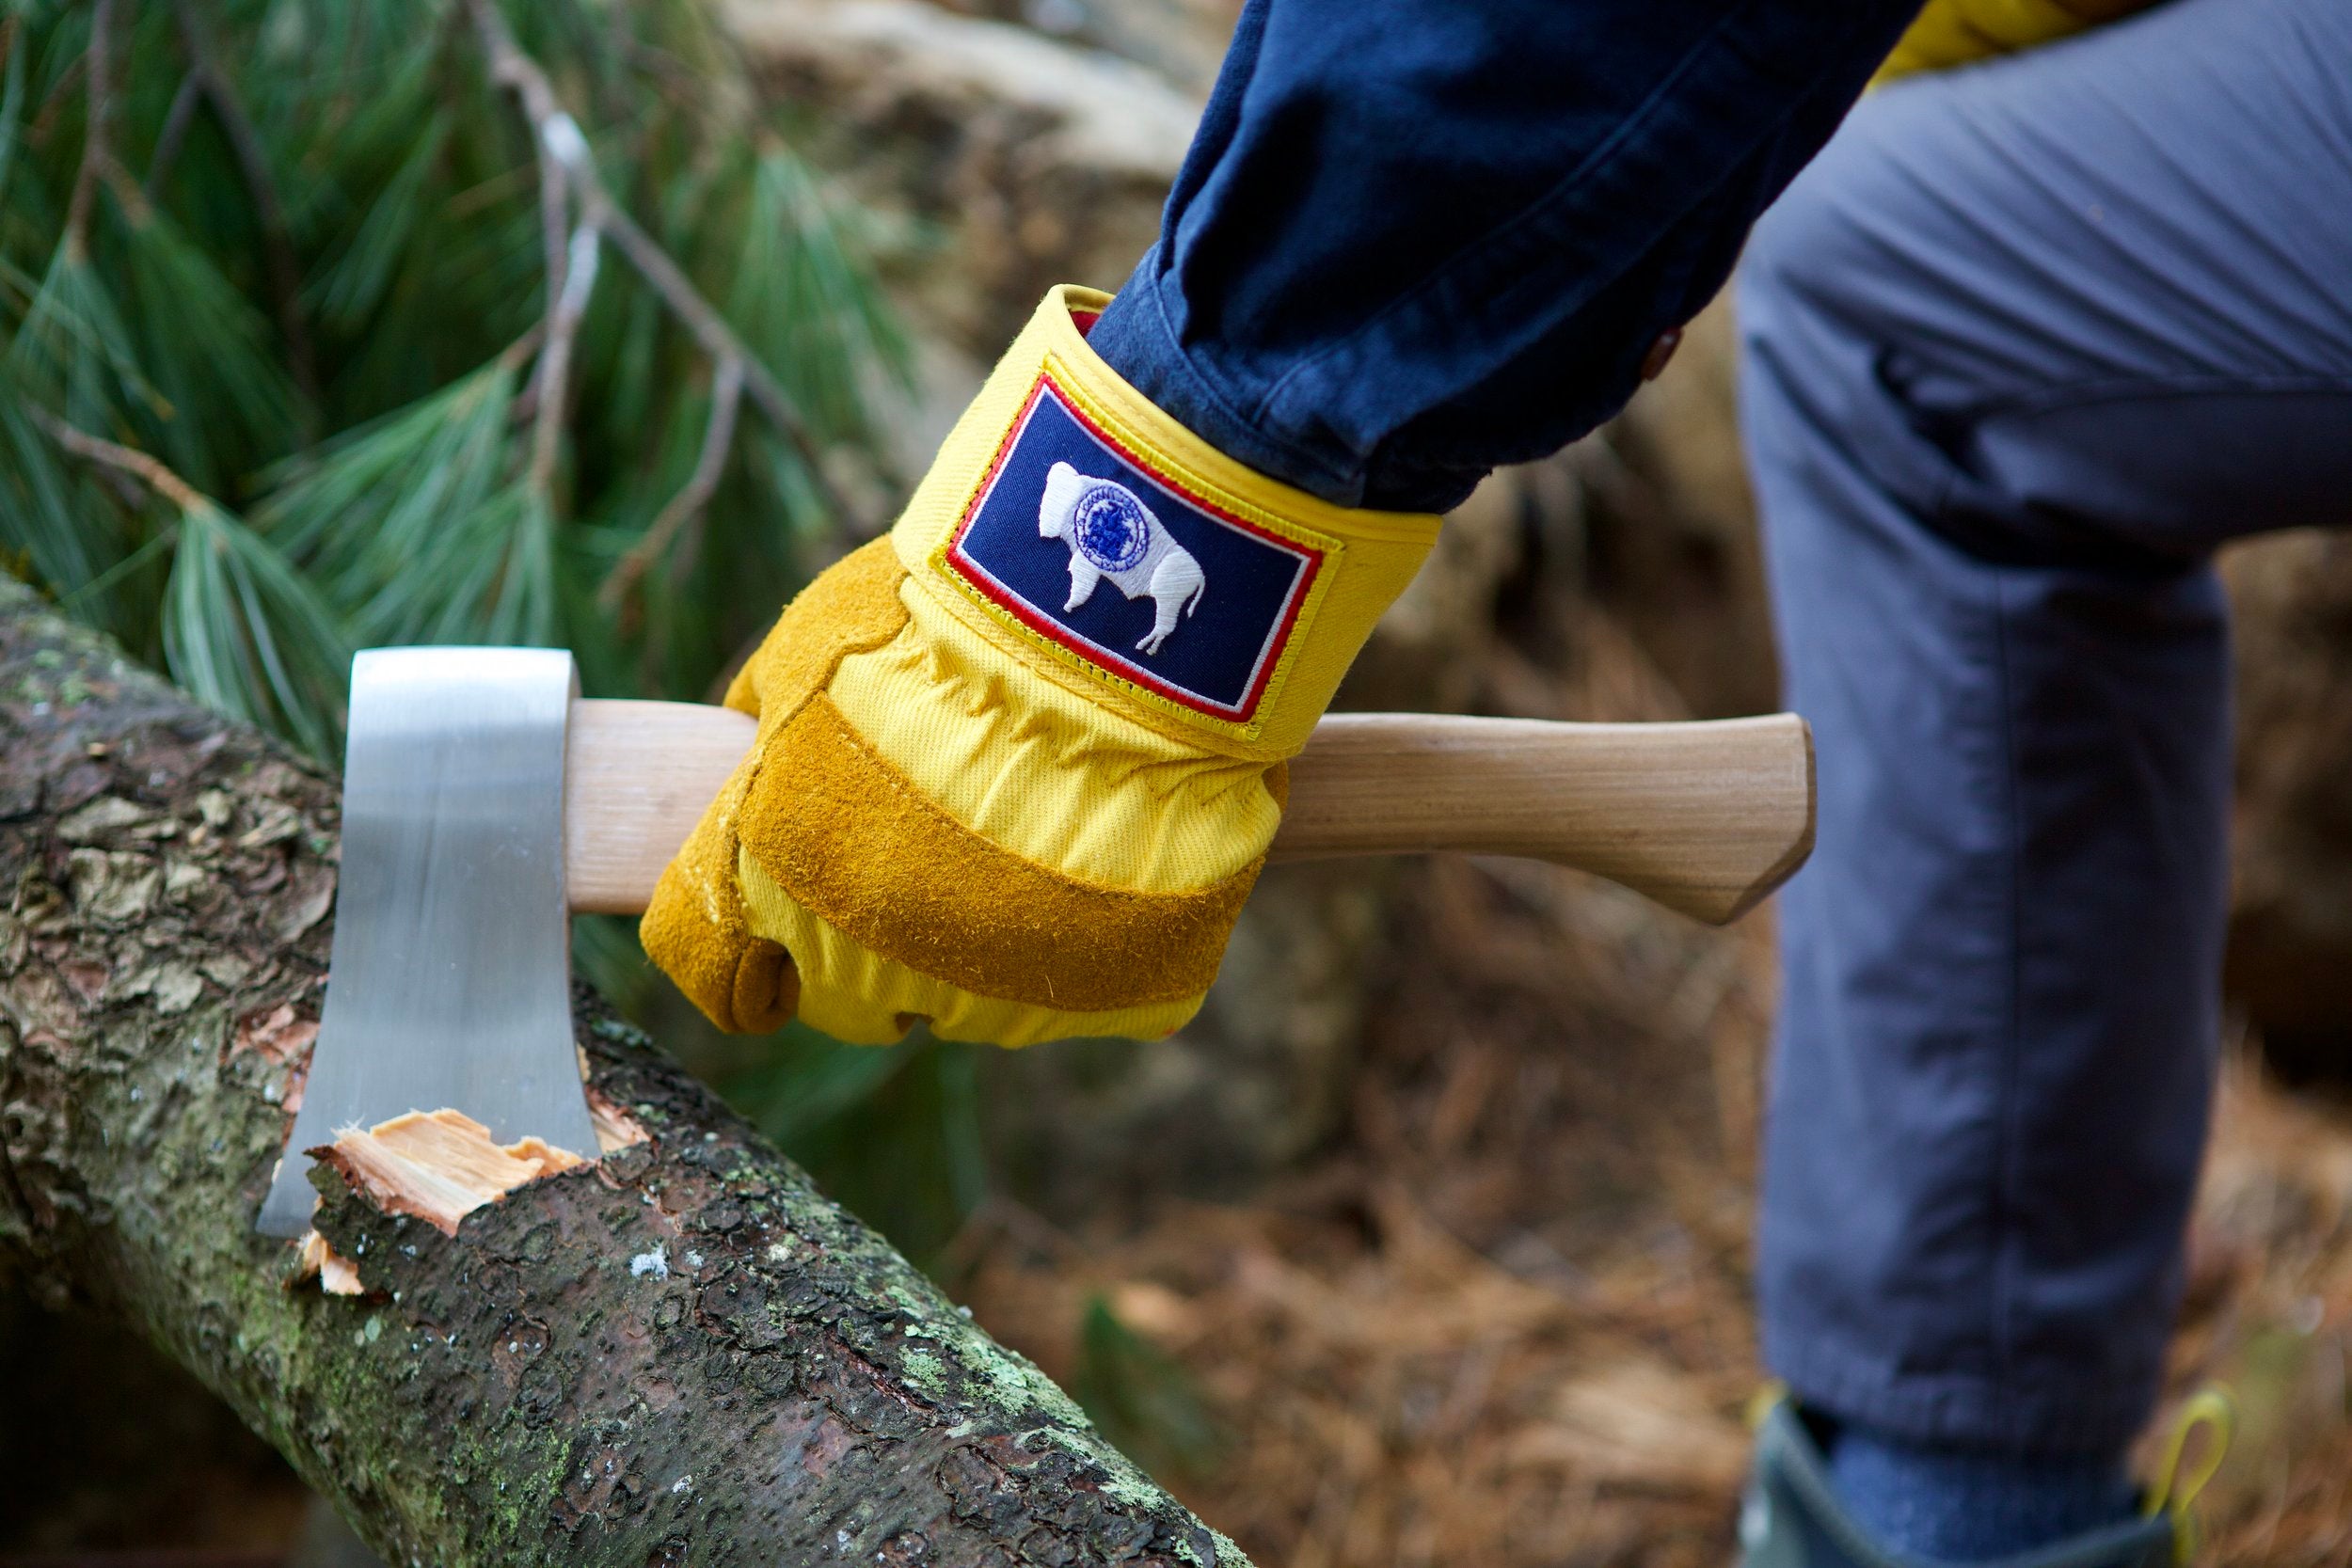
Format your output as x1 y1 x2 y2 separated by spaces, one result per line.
294 1101 648 1294
317 1109 586 1236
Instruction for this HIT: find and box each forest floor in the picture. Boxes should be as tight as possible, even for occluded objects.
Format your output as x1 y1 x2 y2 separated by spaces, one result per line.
960 851 2352 1568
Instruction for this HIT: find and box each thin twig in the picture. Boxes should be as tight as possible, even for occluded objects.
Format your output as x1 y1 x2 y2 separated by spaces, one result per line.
145 71 202 196
167 0 319 404
63 0 119 258
530 109 569 315
34 408 208 515
599 354 743 612
591 202 833 476
461 0 865 533
528 223 600 501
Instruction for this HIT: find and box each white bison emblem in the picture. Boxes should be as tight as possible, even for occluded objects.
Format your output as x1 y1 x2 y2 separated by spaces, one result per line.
1038 462 1206 657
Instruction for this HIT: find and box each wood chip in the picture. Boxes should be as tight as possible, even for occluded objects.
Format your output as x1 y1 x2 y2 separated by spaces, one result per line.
311 1108 584 1237
294 1229 364 1296
588 1086 650 1153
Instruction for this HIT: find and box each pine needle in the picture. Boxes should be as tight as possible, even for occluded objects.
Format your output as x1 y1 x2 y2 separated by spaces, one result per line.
255 354 523 641
8 232 159 432
304 109 450 333
0 389 118 616
161 495 351 758
727 144 910 449
120 205 304 491
0 20 26 218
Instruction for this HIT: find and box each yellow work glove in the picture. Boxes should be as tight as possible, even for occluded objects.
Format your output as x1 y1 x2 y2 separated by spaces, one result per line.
642 286 1439 1047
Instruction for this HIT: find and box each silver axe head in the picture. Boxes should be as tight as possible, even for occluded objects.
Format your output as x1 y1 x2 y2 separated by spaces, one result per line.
256 647 599 1238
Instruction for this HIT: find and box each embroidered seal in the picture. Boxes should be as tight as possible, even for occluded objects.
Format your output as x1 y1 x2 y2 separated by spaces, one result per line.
939 372 1325 724
1069 478 1152 573
1040 464 1206 656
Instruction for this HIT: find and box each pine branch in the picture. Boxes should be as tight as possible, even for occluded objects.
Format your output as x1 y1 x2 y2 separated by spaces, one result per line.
600 352 744 613
167 0 319 404
462 0 866 534
529 99 570 318
34 407 206 515
10 2 907 713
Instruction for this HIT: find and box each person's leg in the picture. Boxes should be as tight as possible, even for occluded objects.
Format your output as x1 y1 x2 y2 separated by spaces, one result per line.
1739 0 2352 1555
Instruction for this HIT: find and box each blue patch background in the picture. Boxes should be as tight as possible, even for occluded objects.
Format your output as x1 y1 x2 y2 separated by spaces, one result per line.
954 387 1310 713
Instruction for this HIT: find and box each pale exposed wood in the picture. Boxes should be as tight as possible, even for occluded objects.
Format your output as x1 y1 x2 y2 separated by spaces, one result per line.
310 1108 587 1238
563 700 1815 926
1274 712 1816 925
295 1228 365 1295
289 1101 650 1291
586 1086 652 1153
564 698 759 915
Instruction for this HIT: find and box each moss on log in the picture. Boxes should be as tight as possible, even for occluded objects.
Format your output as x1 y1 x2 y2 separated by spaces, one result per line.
0 578 1245 1568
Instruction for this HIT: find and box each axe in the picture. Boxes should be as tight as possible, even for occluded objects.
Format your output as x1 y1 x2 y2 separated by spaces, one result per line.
257 646 1813 1235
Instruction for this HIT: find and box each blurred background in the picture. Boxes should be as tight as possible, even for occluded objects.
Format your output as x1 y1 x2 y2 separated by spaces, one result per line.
3 2 2350 1564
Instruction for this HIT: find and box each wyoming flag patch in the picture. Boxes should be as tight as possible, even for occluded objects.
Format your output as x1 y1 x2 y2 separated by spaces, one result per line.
939 369 1325 726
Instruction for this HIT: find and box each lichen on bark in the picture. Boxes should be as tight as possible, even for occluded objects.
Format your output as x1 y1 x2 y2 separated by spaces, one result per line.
0 578 1248 1568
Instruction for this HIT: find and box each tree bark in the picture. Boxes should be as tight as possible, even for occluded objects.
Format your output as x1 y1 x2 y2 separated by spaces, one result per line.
0 578 1245 1568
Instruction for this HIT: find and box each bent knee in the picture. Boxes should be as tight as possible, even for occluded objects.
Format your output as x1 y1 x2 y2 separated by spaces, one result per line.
1751 46 2089 373
1740 90 1958 359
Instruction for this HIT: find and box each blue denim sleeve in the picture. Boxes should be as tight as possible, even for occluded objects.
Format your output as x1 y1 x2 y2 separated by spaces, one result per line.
1086 0 1922 512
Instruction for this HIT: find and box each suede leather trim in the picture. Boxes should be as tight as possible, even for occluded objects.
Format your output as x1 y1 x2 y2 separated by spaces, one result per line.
643 535 910 1036
729 937 798 1032
727 535 913 729
640 804 799 1035
739 693 1265 1010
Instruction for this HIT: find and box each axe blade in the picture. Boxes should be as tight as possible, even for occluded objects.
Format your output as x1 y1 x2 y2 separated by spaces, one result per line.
256 647 599 1238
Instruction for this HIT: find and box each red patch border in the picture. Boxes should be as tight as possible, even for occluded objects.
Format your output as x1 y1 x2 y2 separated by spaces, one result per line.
942 372 1323 724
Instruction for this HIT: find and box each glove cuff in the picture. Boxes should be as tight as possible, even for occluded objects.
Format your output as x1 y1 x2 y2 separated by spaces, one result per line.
892 286 1439 759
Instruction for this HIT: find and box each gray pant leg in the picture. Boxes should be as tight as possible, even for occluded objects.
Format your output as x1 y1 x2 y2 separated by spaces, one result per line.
1738 0 2352 1453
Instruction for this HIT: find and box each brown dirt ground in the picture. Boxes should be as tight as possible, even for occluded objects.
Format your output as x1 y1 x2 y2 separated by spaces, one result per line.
959 832 2352 1568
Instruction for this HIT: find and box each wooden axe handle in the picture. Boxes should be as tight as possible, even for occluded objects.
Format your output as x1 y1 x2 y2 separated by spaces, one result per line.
564 701 1815 926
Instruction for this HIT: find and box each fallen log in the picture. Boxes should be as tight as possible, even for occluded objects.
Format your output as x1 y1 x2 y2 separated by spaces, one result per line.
0 578 1243 1568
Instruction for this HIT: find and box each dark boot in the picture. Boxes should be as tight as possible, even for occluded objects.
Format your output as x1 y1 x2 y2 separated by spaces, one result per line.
1736 1399 2179 1568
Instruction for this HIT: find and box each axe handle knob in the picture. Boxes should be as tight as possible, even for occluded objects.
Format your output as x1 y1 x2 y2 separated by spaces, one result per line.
564 701 1815 927
1271 711 1813 925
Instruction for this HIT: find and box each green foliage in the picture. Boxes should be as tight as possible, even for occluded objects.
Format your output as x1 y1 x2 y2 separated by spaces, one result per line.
161 497 348 760
120 205 303 488
256 356 533 643
0 0 908 743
